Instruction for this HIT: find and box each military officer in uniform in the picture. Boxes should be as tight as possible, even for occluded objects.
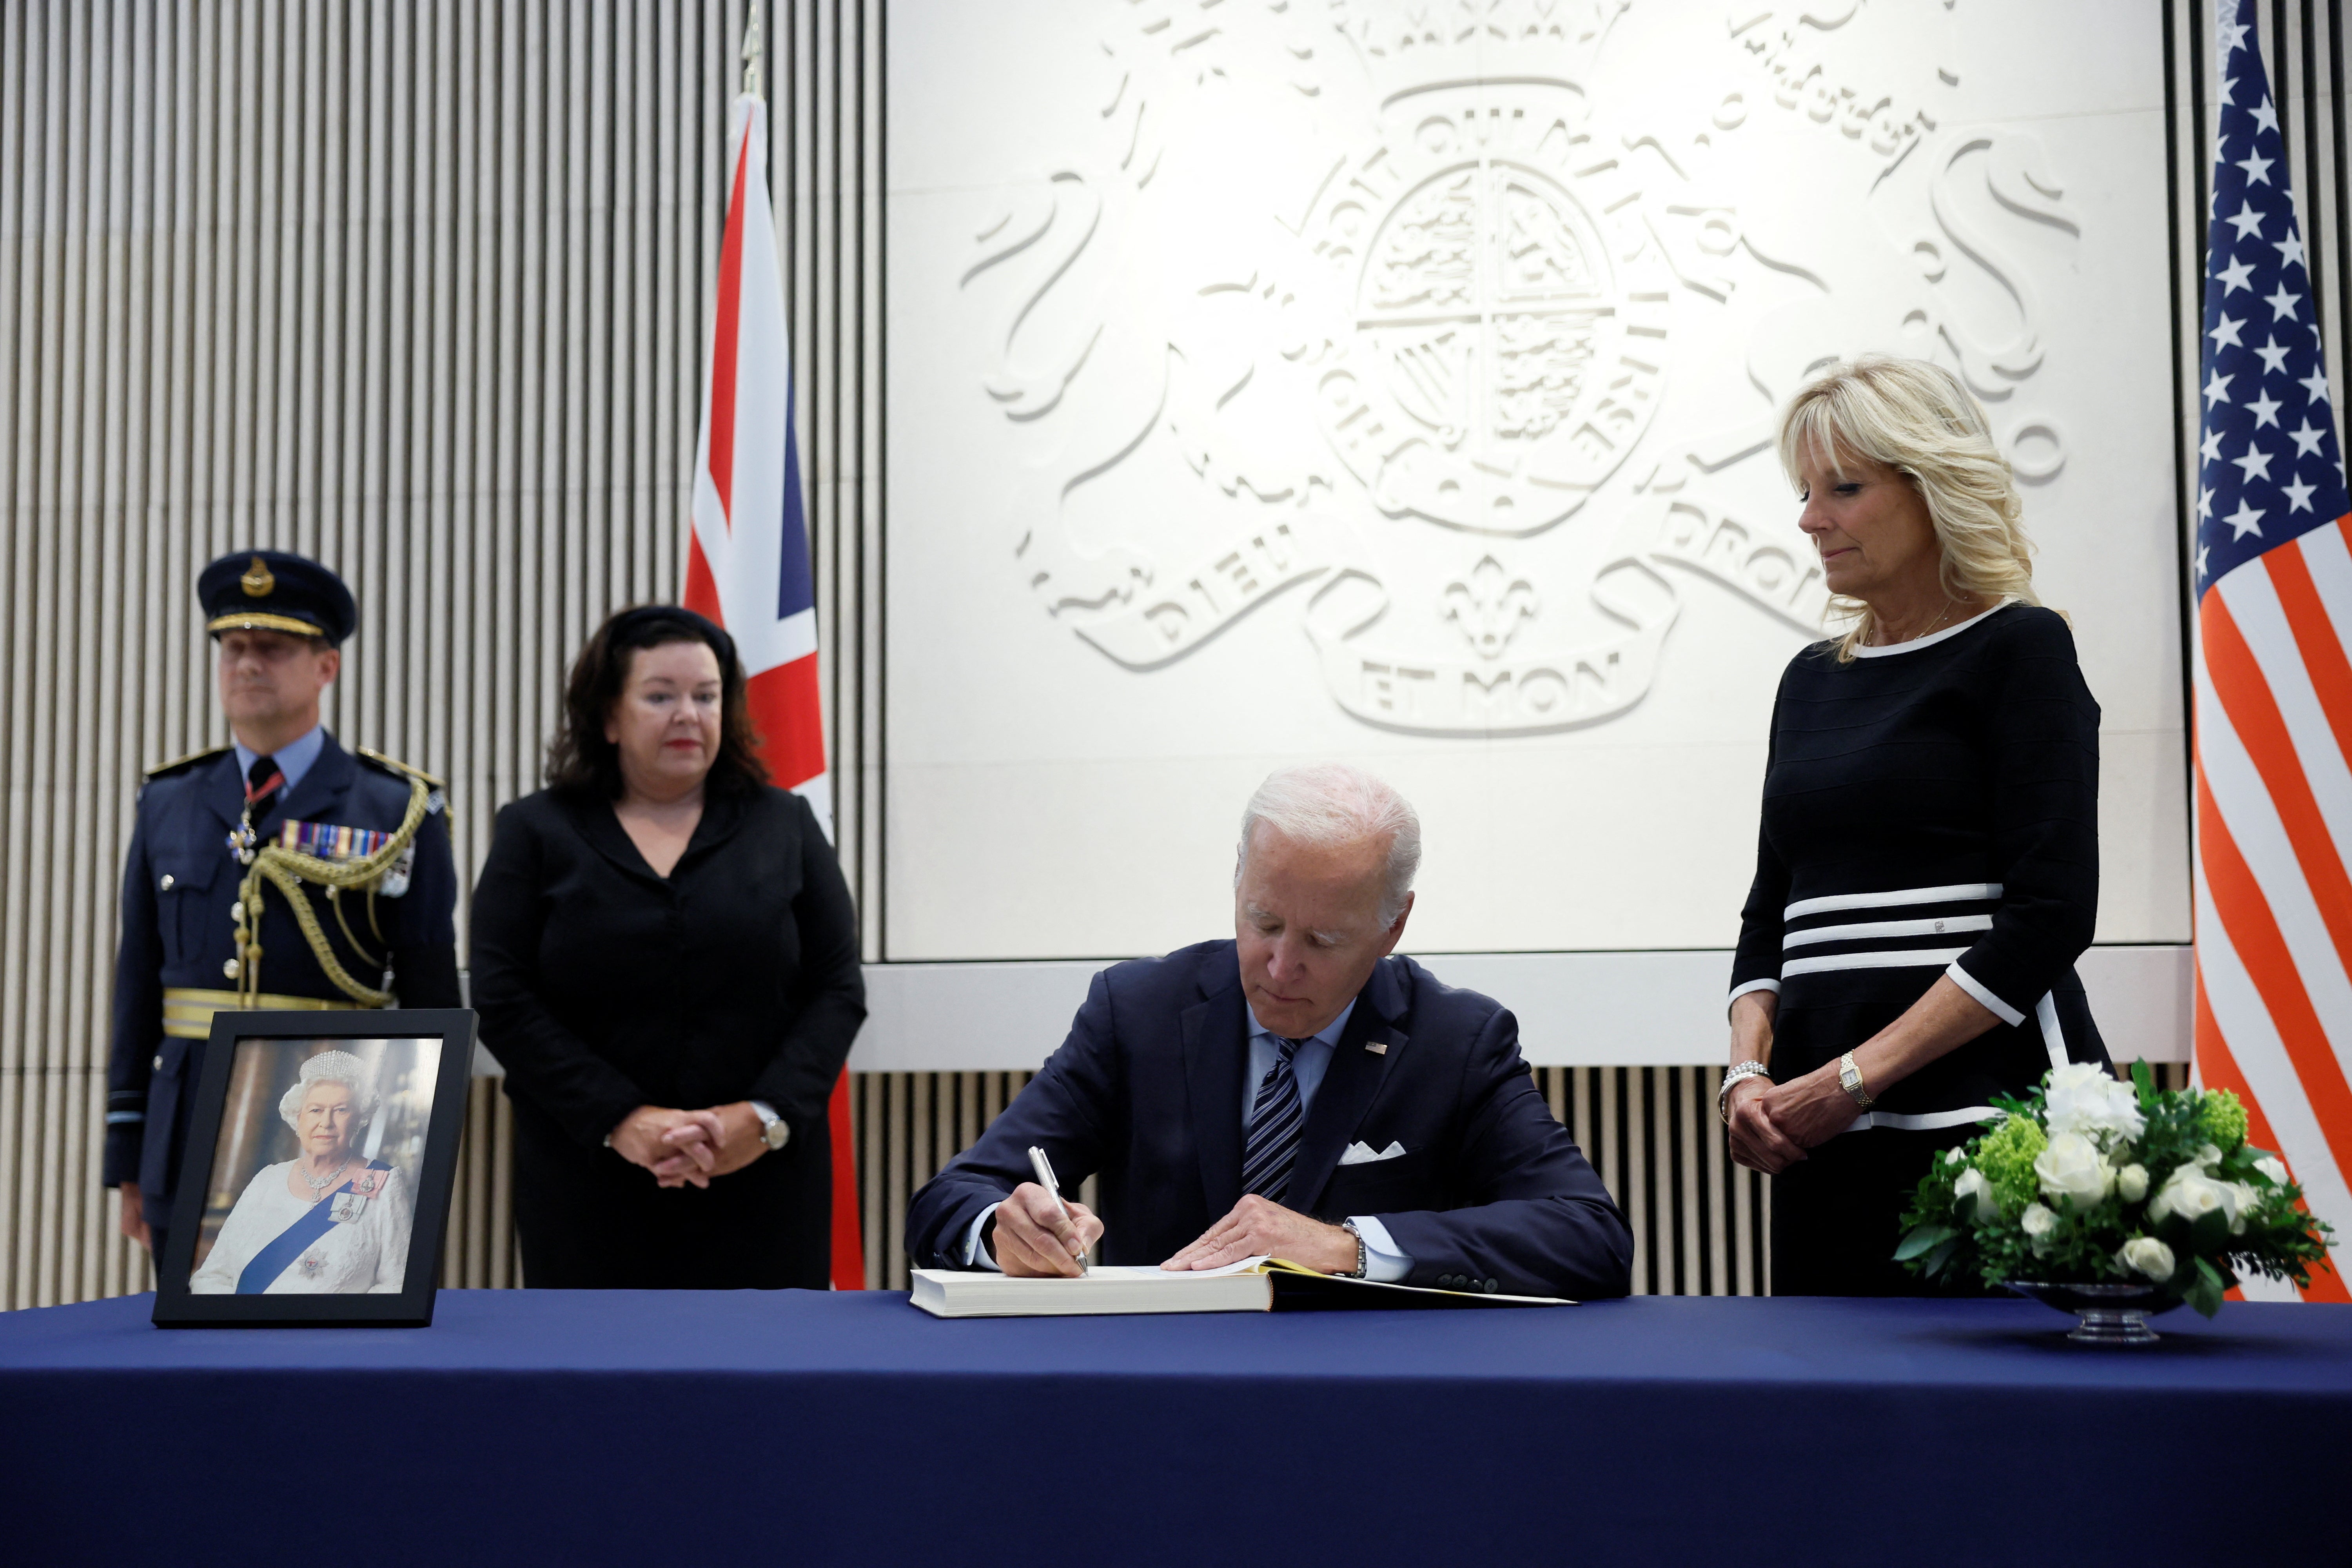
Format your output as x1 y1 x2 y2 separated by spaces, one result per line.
103 550 462 1265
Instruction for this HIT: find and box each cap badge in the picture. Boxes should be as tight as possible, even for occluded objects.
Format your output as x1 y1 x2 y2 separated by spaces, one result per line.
240 555 275 597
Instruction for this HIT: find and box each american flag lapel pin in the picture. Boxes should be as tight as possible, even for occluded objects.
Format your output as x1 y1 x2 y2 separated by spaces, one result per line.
1366 1041 1387 1055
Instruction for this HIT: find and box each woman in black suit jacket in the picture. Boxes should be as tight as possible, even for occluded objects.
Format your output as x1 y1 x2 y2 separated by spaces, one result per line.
471 606 864 1289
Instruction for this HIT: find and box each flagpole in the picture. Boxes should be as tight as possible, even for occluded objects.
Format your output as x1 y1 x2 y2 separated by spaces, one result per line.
728 0 859 1289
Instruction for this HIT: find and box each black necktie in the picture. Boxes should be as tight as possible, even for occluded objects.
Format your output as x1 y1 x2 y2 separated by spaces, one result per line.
1240 1036 1307 1203
245 753 286 819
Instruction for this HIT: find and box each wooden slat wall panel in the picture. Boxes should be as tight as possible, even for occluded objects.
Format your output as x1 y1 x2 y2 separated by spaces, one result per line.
0 0 884 1308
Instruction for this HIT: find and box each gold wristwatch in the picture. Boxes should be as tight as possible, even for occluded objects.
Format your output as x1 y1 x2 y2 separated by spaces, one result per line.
1838 1051 1874 1110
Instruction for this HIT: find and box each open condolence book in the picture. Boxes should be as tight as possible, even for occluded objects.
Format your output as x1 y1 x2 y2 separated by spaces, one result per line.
908 1256 1572 1318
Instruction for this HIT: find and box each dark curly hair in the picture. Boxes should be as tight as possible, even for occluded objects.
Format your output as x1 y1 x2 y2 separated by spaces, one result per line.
545 605 770 799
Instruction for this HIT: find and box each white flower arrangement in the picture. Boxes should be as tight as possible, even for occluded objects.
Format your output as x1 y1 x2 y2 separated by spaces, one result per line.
1898 1063 2334 1316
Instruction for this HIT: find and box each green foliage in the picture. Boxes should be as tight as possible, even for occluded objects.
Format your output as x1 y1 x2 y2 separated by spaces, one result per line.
1893 1067 2336 1310
1972 1114 2047 1214
2196 1089 2249 1151
2127 1080 2227 1193
1894 1225 1953 1262
2186 1258 2228 1319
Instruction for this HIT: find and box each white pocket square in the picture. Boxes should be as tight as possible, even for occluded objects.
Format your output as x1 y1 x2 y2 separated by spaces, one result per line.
1338 1140 1407 1166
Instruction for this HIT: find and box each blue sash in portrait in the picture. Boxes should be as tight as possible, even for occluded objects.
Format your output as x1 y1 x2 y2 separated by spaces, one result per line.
235 1160 394 1294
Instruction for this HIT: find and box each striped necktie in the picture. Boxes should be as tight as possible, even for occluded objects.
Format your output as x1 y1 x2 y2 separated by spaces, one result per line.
1240 1035 1307 1203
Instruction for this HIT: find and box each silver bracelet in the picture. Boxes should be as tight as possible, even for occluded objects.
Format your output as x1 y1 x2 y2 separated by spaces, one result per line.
1339 1219 1368 1279
1717 1061 1772 1124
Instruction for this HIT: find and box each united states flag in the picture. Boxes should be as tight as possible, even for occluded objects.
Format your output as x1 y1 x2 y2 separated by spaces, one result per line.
2192 2 2352 1301
687 87 864 1289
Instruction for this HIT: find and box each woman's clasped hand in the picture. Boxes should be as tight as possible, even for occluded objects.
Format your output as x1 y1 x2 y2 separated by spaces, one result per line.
1721 990 1851 1176
608 1103 773 1188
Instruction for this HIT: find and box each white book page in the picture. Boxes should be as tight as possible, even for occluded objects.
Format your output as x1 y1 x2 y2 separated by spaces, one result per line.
1086 1256 1271 1280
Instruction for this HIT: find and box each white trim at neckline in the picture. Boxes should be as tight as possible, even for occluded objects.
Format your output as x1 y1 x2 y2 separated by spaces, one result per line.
1850 598 2015 658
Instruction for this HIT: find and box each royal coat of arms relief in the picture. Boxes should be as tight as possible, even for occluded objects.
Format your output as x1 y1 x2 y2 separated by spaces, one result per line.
960 0 2080 737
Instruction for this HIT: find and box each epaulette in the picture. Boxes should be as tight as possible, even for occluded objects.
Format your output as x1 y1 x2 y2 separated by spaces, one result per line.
142 744 230 781
356 747 447 789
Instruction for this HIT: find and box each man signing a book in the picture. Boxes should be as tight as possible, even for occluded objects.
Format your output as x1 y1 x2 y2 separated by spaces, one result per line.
906 764 1633 1299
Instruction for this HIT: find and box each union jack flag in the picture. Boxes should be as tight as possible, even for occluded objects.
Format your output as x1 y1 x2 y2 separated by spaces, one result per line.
2192 1 2352 1301
687 88 864 1289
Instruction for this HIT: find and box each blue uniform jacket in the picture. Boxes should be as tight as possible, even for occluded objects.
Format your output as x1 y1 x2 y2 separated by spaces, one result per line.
103 734 461 1209
906 940 1635 1300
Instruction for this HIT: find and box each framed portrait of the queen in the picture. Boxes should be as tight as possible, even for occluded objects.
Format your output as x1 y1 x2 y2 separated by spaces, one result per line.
153 1010 475 1327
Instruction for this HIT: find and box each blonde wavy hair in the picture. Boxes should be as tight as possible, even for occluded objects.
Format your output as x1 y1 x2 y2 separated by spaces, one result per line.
1776 354 2044 661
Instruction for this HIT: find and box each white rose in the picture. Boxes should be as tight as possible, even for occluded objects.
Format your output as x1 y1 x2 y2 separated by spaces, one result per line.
2034 1131 2116 1209
2020 1202 2058 1249
2119 1235 2176 1283
1945 1147 1967 1167
2116 1163 2149 1203
2148 1165 2241 1228
2196 1143 2223 1169
1953 1166 2004 1222
2229 1182 2261 1234
2254 1156 2290 1186
2043 1062 2148 1143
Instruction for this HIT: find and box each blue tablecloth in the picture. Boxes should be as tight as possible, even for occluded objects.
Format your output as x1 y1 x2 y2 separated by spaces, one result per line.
2 1290 2346 1566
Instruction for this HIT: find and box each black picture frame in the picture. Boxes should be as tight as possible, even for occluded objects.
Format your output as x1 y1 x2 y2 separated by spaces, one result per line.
152 1009 476 1328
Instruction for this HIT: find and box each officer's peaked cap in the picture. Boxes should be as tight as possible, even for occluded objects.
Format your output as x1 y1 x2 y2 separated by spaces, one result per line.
198 550 358 647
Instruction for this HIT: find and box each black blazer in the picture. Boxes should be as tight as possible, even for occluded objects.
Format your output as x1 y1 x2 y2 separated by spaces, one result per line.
469 786 865 1147
907 941 1633 1299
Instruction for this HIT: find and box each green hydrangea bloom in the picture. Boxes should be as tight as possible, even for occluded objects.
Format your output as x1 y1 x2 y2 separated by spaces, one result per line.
1973 1115 2047 1213
2198 1089 2249 1151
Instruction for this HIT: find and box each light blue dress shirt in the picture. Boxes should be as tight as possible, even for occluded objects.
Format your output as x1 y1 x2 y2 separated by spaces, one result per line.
963 996 1414 1280
232 723 327 801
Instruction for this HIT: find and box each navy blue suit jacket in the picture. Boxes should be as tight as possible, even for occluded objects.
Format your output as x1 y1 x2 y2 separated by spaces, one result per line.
104 735 461 1207
906 941 1633 1299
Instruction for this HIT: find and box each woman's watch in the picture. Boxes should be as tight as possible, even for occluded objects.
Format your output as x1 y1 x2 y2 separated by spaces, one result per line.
750 1100 790 1151
1838 1052 1875 1110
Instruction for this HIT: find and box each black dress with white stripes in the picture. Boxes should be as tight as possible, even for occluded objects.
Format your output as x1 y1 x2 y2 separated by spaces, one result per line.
1730 601 2111 1294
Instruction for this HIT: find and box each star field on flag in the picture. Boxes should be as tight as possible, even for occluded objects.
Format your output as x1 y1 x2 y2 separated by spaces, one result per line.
2196 15 2349 593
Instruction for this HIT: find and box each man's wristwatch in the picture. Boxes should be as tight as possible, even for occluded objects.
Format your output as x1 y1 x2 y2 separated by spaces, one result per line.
750 1100 790 1151
1338 1220 1368 1279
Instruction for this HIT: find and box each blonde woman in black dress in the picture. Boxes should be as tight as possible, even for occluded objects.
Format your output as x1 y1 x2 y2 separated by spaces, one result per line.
1721 355 2112 1296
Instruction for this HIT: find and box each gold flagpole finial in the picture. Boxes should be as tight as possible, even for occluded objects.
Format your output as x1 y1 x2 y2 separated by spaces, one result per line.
742 4 764 100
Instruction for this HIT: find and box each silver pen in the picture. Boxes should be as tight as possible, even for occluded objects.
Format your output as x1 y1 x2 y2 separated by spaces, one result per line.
1027 1145 1088 1274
